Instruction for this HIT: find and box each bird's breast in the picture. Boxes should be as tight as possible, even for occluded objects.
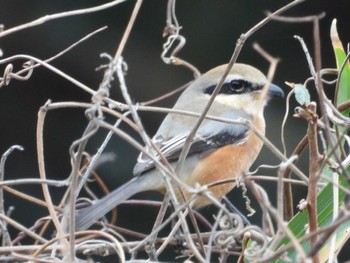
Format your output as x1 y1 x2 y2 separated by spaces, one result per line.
176 116 265 207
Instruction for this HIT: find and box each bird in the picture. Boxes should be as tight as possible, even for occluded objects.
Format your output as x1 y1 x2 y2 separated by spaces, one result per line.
75 63 284 230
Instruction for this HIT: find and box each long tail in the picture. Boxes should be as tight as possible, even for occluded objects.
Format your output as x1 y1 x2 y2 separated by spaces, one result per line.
75 175 153 230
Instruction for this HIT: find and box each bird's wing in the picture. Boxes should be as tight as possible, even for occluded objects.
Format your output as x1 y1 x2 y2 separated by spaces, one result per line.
133 120 248 176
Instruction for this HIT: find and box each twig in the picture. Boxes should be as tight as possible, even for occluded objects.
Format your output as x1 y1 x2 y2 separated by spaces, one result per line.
0 55 96 95
0 0 126 38
206 208 224 262
249 176 308 186
129 194 197 253
246 120 308 183
31 230 126 262
252 42 280 109
306 102 322 263
280 88 294 156
161 0 200 77
244 179 308 262
296 21 342 169
67 122 100 259
307 209 350 258
114 53 192 259
140 81 193 106
0 26 107 88
36 101 69 255
36 101 190 192
0 178 69 187
265 11 325 22
66 3 144 258
145 195 169 260
263 213 350 262
0 145 24 246
283 133 308 220
295 18 332 262
278 155 298 220
0 213 47 244
3 186 61 211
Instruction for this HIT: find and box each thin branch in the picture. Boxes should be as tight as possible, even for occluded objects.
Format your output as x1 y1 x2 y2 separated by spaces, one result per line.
306 103 322 263
2 186 60 211
0 55 97 95
140 81 192 106
0 0 126 38
0 213 47 244
245 179 308 262
265 11 325 22
0 179 69 187
0 145 24 241
0 26 107 88
36 101 70 254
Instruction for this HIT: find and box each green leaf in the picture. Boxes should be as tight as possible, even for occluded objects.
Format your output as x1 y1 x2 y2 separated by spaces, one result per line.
331 19 350 117
274 172 349 262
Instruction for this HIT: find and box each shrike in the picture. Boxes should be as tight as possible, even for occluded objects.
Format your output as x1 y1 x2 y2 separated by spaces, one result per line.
75 63 284 230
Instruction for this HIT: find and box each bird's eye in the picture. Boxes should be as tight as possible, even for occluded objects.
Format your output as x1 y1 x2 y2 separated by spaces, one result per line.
229 80 245 92
204 79 250 95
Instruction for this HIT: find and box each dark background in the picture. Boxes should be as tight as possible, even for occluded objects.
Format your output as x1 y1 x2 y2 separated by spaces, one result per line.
0 0 349 261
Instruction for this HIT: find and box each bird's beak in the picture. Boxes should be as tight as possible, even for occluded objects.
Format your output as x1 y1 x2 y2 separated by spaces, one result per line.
268 83 284 99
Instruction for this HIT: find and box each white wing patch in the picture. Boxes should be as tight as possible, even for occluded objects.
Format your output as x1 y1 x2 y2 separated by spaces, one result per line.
133 124 249 176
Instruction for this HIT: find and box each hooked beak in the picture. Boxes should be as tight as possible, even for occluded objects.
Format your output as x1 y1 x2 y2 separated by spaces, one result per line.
268 83 284 99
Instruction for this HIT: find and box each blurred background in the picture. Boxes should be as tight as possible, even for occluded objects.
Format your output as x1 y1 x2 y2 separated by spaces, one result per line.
0 0 349 260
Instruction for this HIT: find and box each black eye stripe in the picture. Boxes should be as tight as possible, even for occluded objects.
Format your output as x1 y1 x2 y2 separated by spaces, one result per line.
204 79 260 95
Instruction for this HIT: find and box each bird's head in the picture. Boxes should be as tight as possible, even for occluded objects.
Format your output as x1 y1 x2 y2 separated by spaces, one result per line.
181 63 284 117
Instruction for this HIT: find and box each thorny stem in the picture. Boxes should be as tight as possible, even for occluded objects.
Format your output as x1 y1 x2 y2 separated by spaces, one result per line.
306 103 322 263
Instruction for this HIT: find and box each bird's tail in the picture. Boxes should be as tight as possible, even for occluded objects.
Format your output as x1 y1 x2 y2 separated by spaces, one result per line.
75 175 153 230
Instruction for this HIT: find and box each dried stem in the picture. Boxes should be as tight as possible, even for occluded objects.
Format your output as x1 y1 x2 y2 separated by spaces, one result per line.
306 103 322 263
0 145 24 246
0 0 126 38
36 101 69 255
